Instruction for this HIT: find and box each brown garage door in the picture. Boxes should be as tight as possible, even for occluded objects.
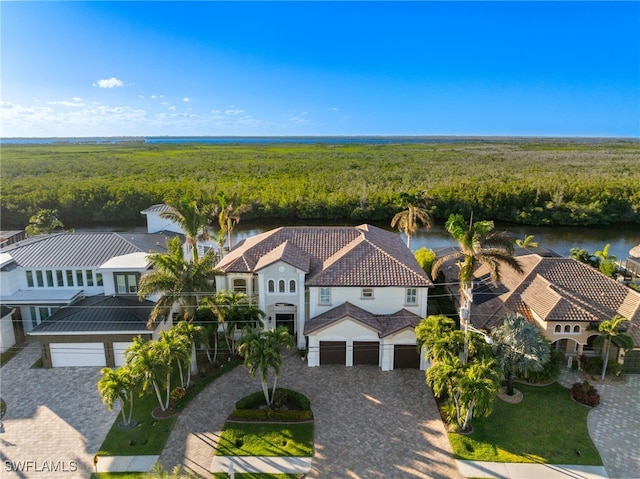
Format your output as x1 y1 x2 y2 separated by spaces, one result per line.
320 341 346 365
353 341 380 365
394 344 420 369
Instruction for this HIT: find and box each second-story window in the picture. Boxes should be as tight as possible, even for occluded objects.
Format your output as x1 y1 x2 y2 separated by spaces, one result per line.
26 271 34 287
56 270 64 287
268 279 275 293
361 287 374 299
115 273 138 294
406 288 417 305
319 287 331 305
233 278 247 294
289 279 296 293
278 279 286 293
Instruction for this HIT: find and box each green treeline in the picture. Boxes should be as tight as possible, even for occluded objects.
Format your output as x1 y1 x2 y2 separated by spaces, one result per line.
1 140 639 228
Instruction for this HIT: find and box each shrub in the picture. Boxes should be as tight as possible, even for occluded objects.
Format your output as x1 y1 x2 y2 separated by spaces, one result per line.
170 387 187 401
521 349 563 383
579 355 603 375
230 409 314 422
570 380 600 407
235 388 311 411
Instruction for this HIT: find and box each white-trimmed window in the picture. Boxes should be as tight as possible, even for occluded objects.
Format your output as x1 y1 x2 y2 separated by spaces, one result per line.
554 324 561 333
268 279 275 293
361 287 374 299
56 270 64 286
289 279 296 293
573 325 580 333
319 287 331 305
26 271 34 287
406 288 417 305
278 279 286 293
233 278 247 294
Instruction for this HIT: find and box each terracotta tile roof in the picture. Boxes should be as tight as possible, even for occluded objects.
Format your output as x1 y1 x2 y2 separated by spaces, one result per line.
303 301 421 337
217 225 432 288
438 250 640 343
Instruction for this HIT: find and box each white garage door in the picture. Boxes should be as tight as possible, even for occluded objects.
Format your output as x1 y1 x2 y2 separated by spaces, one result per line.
50 342 106 367
113 342 133 367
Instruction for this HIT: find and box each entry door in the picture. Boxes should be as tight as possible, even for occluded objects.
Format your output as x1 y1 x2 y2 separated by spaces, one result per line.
276 313 295 337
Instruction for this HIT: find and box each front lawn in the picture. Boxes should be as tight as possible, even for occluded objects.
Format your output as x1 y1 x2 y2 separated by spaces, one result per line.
213 474 304 479
215 421 314 457
449 382 602 465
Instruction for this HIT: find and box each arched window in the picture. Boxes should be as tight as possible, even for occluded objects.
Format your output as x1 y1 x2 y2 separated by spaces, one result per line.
268 279 275 293
554 324 561 333
278 279 286 293
564 325 571 333
289 279 296 293
573 325 580 333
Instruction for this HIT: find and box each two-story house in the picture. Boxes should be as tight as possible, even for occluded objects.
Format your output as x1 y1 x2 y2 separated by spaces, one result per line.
214 224 433 371
0 232 176 367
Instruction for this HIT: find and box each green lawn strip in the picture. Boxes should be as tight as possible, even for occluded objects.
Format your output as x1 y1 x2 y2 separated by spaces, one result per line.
97 360 239 456
449 382 602 465
215 421 314 457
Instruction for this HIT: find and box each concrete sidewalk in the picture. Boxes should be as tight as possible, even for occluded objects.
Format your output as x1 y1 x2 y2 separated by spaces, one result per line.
210 456 313 474
94 455 160 474
457 460 609 479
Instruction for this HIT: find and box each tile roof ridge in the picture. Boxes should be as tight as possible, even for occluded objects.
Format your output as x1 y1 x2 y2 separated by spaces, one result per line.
360 231 430 283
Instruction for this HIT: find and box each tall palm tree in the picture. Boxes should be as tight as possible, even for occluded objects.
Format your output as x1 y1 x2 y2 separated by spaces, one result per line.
237 326 294 406
210 291 266 352
459 359 500 430
97 365 137 427
216 191 251 251
594 243 618 277
491 315 550 396
138 236 218 328
432 213 523 292
594 315 634 381
126 337 171 411
390 192 434 249
159 329 191 388
416 315 465 363
172 320 209 385
159 197 217 263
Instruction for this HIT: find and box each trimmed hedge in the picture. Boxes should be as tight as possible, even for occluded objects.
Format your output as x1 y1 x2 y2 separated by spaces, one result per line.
235 388 311 411
230 409 314 422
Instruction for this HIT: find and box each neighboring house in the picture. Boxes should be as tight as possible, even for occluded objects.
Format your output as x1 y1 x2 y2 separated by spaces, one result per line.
624 244 640 279
436 247 640 373
215 224 433 371
0 305 16 354
0 232 176 367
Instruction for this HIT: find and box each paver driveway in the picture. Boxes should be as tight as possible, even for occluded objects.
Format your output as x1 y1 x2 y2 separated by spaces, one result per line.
1 342 117 479
159 351 462 479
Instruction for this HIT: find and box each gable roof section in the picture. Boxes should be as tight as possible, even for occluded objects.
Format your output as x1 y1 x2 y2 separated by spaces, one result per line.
217 224 432 287
1 232 172 268
29 295 154 334
303 301 421 337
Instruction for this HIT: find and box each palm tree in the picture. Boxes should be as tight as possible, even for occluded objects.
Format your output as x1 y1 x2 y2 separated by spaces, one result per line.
459 359 500 430
515 235 538 248
236 326 294 406
159 197 216 263
216 191 251 251
172 320 209 385
25 208 67 236
159 329 191 388
210 291 266 352
427 356 465 427
390 192 433 249
416 315 465 363
594 243 618 277
491 315 550 396
432 213 523 292
97 365 137 427
138 236 218 328
594 315 634 381
126 337 171 412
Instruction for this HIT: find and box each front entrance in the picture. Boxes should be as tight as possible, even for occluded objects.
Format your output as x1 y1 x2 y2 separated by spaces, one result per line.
276 313 295 337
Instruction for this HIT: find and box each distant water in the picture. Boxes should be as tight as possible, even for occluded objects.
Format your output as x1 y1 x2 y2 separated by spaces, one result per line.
0 136 626 145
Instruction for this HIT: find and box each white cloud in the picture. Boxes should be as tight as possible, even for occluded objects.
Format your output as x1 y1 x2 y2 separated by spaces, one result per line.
183 97 190 102
329 107 339 111
72 97 83 102
168 106 176 111
225 109 244 115
47 99 85 107
93 77 124 88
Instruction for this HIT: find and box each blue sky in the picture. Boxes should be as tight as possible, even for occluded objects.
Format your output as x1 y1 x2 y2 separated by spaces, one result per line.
2 1 639 138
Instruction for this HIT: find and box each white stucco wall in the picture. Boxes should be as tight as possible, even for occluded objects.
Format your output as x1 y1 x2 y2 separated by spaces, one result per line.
308 286 428 317
0 310 16 353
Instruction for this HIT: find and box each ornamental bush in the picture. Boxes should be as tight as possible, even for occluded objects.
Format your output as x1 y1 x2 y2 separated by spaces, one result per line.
570 380 600 407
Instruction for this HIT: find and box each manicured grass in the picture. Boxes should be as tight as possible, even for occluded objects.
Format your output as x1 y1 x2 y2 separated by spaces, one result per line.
215 421 314 457
98 360 239 456
97 388 178 456
449 382 602 465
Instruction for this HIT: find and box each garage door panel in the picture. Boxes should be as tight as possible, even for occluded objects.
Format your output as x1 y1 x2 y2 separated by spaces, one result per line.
353 341 379 365
394 344 420 369
50 342 106 367
320 341 346 365
113 342 133 367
